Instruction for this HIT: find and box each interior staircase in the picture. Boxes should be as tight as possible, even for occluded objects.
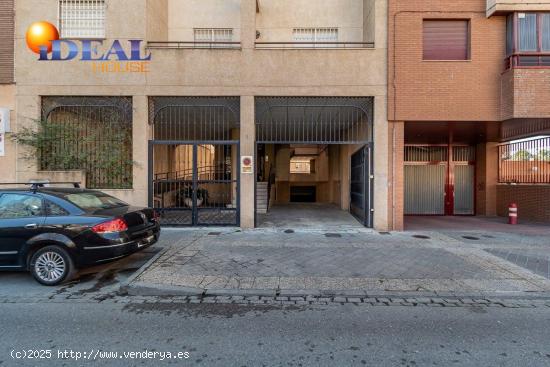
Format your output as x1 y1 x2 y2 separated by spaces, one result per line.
256 182 269 214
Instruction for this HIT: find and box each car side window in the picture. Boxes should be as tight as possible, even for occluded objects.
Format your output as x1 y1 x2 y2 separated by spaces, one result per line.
45 201 69 216
0 194 43 219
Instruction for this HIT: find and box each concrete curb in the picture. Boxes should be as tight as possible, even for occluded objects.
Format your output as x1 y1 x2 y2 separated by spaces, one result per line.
121 280 550 300
119 246 171 295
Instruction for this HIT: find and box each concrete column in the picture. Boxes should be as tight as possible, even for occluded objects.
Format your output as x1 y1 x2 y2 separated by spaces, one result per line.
476 142 499 216
389 121 404 231
240 0 256 50
373 95 390 231
240 96 255 228
131 95 149 207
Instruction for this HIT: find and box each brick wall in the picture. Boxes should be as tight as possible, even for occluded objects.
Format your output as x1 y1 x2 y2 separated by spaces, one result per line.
388 0 505 122
501 69 550 120
497 184 550 222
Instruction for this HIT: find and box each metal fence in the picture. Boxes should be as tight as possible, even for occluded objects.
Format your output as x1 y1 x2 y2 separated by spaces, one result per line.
41 97 133 189
255 97 373 144
499 137 550 184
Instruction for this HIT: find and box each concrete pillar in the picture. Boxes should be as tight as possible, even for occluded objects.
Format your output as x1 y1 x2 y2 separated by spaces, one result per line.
373 95 389 231
240 96 255 228
476 142 499 216
132 95 149 207
389 121 404 231
240 0 256 50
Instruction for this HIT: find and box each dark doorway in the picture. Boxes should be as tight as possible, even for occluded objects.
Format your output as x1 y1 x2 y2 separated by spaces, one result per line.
290 186 316 202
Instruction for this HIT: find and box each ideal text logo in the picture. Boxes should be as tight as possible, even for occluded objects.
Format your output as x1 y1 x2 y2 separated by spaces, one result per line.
26 21 151 73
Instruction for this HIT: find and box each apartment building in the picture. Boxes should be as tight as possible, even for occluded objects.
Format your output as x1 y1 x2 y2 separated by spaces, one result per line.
8 0 390 229
388 0 550 228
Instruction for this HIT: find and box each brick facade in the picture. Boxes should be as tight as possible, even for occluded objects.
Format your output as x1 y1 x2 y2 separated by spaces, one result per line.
497 184 550 223
501 69 550 120
388 0 505 122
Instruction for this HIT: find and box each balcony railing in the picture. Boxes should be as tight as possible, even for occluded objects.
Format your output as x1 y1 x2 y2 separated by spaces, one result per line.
254 41 375 49
147 41 242 50
504 52 550 70
499 137 550 184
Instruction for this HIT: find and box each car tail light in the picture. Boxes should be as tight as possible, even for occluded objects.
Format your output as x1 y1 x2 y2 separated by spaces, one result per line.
92 218 128 233
152 210 160 222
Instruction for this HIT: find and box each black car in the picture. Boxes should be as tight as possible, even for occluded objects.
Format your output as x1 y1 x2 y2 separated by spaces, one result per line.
0 183 160 285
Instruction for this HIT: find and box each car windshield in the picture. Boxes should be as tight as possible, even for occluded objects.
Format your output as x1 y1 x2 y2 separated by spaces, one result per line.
63 192 128 210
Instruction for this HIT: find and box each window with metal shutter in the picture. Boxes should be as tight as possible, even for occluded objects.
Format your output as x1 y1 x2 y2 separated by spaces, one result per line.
423 20 470 60
0 0 15 83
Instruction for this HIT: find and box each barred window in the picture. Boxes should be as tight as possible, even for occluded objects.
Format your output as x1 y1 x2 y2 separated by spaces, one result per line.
59 0 106 39
41 97 133 190
194 28 233 47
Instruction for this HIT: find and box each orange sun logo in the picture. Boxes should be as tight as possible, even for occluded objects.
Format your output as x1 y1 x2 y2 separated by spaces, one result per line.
26 21 60 54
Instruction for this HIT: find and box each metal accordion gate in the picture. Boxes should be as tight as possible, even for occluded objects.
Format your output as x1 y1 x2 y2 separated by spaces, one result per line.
148 97 240 226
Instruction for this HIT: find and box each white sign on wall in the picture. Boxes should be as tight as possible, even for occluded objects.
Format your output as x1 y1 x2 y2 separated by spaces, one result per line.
0 132 4 157
0 107 10 133
0 108 7 157
241 156 254 174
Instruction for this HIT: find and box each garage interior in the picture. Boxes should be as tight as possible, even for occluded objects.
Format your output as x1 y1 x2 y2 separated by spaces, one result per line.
254 97 374 228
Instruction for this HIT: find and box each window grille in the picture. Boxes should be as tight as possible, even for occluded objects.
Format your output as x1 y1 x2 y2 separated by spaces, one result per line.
194 28 233 47
293 28 338 47
59 0 106 39
499 137 550 184
41 97 133 189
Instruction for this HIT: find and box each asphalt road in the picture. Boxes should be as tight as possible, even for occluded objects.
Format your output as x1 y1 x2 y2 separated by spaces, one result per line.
1 300 550 367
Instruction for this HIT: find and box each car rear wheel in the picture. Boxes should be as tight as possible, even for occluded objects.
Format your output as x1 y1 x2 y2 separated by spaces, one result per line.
30 246 75 286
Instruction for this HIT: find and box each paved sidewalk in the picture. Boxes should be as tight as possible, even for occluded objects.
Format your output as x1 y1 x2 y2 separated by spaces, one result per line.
124 227 550 298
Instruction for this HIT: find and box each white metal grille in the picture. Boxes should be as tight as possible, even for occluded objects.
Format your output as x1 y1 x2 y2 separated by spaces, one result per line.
194 28 233 47
59 0 106 39
293 28 338 47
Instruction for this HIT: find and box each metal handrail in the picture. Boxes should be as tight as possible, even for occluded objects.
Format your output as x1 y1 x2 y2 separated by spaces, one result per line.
255 41 375 49
504 52 550 70
147 41 242 49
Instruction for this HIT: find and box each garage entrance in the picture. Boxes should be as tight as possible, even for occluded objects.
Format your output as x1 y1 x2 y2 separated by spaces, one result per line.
255 97 374 228
404 145 476 216
148 97 240 226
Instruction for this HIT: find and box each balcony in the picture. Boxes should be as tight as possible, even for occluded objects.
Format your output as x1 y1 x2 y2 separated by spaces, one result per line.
255 0 376 49
146 0 376 50
501 67 550 120
487 0 550 17
146 0 242 50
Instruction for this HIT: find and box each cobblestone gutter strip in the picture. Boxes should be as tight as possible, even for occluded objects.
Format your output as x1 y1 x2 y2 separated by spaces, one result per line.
2 294 550 309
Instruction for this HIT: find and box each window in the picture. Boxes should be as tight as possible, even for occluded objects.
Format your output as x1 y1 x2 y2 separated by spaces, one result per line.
518 13 538 51
542 14 550 51
194 28 233 47
45 201 69 216
293 28 338 47
62 192 127 211
290 158 315 174
0 194 43 219
41 97 133 190
506 13 550 68
423 20 470 60
59 0 106 39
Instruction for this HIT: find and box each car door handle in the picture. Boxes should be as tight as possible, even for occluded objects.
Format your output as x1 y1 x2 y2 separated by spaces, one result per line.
25 224 38 229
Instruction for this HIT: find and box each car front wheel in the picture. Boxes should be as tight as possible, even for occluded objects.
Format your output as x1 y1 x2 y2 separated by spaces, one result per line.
30 246 75 286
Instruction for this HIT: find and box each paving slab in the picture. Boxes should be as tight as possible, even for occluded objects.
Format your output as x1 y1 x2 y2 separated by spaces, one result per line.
125 228 550 298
